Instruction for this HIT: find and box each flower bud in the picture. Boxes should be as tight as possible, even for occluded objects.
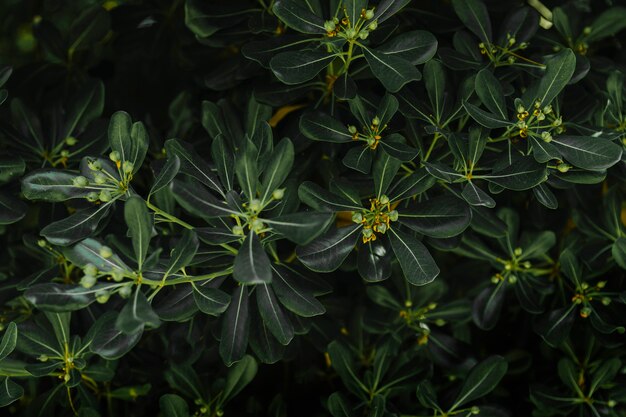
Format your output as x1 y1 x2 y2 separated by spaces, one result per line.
508 37 516 46
556 163 570 173
519 42 528 49
358 31 369 40
471 406 480 415
514 247 523 257
88 160 102 171
596 281 606 289
362 228 373 239
379 195 389 205
348 125 357 134
351 212 363 223
248 198 262 212
83 263 98 276
38 354 48 362
109 151 121 162
252 218 265 232
232 225 244 236
110 270 124 282
118 285 132 298
73 176 89 187
608 400 616 408
371 116 380 126
94 173 107 184
601 297 611 306
376 223 387 233
508 275 518 284
583 26 592 35
368 20 377 31
80 275 97 289
60 150 70 157
365 9 374 20
37 239 47 248
388 210 398 221
580 307 592 318
65 136 78 146
96 291 110 304
86 192 99 202
345 28 356 39
99 190 112 202
122 160 134 174
552 117 562 127
541 131 552 142
99 246 113 258
324 20 336 32
272 188 285 200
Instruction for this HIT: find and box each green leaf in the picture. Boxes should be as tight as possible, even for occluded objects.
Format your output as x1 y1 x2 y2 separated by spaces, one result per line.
272 0 326 34
235 138 259 201
372 0 411 23
171 179 237 218
343 146 373 174
482 157 547 190
108 111 148 174
400 195 472 238
589 358 621 396
0 158 25 184
297 225 361 272
212 135 235 191
165 138 224 197
463 102 510 128
379 134 419 162
265 212 333 245
150 155 180 196
534 305 576 347
364 47 421 93
0 192 27 225
344 0 368 28
357 239 392 282
41 204 112 246
160 394 190 417
424 60 446 122
0 377 23 408
233 230 272 284
300 112 353 143
24 283 121 312
21 170 89 202
164 229 199 278
260 137 294 203
388 228 440 285
116 289 161 334
271 265 325 317
221 355 258 403
450 356 508 411
585 7 626 43
270 51 336 85
256 284 294 345
0 322 17 361
373 151 401 199
90 312 142 360
192 284 231 316
550 136 622 171
124 196 152 270
535 49 576 107
378 30 438 65
64 238 131 272
475 69 507 119
612 238 626 270
328 392 353 417
472 284 505 330
220 285 250 366
452 0 492 43
462 182 496 208
299 181 362 211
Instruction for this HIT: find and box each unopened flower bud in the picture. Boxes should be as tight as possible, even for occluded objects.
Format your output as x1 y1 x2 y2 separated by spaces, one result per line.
60 150 70 157
38 354 48 362
99 190 112 202
508 37 516 46
86 192 99 202
252 218 265 232
80 275 97 289
248 198 262 212
345 28 357 38
379 195 389 205
557 163 570 173
580 307 592 318
365 9 374 20
471 406 480 415
324 20 336 32
99 246 113 259
232 225 244 236
109 151 121 162
83 263 98 276
94 173 107 185
37 239 47 248
348 125 357 134
272 188 285 200
371 116 380 126
88 160 102 171
508 275 518 284
583 26 592 35
122 160 134 174
368 20 378 31
519 42 528 49
351 212 363 223
601 297 611 306
73 176 89 187
95 291 110 304
552 117 562 127
388 210 398 221
118 285 132 298
358 31 369 40
65 136 78 146
514 247 522 257
110 270 124 282
541 131 552 142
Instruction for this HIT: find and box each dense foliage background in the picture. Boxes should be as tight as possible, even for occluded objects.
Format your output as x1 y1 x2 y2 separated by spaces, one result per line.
1 0 626 416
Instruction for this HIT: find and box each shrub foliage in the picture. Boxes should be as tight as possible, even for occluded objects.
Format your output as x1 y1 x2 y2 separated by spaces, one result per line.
0 0 626 416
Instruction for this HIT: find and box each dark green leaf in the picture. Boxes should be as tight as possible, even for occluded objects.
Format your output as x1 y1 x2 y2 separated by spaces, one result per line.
272 0 326 34
378 30 438 65
363 47 421 93
475 69 507 119
400 195 472 238
450 356 508 410
192 284 231 316
116 289 161 334
41 204 112 246
220 285 250 366
265 212 333 245
452 0 492 43
150 155 180 196
21 170 89 202
160 394 190 417
256 284 294 345
0 322 17 361
270 51 336 84
108 111 148 174
388 227 440 285
124 196 152 270
233 230 272 284
535 49 576 107
300 113 353 143
550 136 622 171
297 225 361 272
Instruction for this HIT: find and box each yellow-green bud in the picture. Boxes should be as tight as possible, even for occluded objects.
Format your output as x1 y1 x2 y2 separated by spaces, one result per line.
388 210 398 221
118 285 132 298
232 225 244 236
348 125 357 134
73 176 89 187
252 218 265 232
368 20 378 31
110 270 124 282
596 281 606 289
358 31 369 40
109 151 121 162
345 28 357 38
122 160 134 174
508 36 516 46
601 297 611 306
519 42 528 49
324 20 336 32
556 163 570 173
351 212 363 223
86 192 99 202
99 246 113 258
379 195 389 205
507 56 516 64
272 188 285 200
541 131 552 142
552 117 562 127
608 400 616 408
83 263 98 276
80 275 97 289
37 239 47 248
88 160 102 171
38 354 48 362
94 173 107 185
96 291 110 304
523 261 532 269
60 150 70 157
372 116 380 126
580 307 592 317
583 26 592 35
471 406 480 415
365 9 374 20
248 198 262 212
514 247 523 257
362 228 373 239
377 223 388 233
435 319 446 326
65 136 78 146
508 275 518 284
99 190 112 202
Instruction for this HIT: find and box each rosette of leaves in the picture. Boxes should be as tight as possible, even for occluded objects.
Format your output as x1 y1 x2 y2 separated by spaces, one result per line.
242 0 437 100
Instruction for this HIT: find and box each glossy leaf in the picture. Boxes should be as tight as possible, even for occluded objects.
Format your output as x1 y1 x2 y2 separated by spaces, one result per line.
388 228 440 285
